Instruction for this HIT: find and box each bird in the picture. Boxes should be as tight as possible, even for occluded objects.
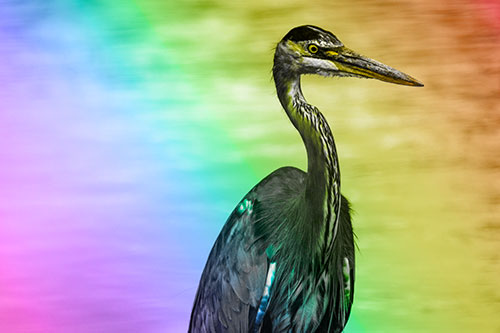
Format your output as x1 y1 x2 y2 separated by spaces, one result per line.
189 25 423 333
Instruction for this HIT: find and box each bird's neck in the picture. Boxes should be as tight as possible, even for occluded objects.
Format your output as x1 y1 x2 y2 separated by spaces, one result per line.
273 66 341 249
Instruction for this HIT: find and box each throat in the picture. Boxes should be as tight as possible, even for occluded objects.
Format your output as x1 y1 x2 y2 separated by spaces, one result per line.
273 65 341 250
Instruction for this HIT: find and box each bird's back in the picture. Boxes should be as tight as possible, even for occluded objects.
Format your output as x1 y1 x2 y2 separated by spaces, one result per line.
189 167 354 332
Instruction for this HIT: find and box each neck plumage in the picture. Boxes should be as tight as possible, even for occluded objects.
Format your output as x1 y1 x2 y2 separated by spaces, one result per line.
273 62 341 251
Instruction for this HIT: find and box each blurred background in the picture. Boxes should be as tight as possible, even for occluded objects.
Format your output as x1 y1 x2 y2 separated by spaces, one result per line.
0 0 499 332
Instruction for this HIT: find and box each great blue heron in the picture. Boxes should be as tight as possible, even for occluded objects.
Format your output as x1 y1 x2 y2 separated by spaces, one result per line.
189 25 423 332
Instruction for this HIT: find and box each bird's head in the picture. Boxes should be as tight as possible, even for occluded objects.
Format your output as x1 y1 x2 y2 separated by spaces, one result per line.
274 25 423 87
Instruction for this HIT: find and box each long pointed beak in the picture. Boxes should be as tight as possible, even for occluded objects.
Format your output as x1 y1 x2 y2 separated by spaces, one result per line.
325 47 424 87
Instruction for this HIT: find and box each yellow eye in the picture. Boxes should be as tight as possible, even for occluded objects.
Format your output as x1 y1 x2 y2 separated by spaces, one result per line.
308 44 318 53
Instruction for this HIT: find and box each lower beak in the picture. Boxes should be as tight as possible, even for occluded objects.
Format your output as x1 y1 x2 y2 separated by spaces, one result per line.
326 47 424 87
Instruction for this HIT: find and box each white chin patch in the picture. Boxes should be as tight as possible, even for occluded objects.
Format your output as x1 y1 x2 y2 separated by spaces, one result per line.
301 57 338 73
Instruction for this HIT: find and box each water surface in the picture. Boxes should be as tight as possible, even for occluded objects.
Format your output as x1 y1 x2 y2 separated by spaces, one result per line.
0 0 498 332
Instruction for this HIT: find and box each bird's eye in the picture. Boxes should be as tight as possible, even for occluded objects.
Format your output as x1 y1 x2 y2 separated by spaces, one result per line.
308 44 318 53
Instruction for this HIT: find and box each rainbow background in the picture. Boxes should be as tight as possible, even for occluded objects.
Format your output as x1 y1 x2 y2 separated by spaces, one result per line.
1 0 499 332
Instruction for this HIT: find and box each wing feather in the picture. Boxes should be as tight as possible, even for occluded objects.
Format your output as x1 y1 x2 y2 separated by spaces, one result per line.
189 194 268 333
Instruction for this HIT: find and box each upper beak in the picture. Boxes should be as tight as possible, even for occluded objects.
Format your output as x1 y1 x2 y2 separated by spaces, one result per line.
325 47 424 87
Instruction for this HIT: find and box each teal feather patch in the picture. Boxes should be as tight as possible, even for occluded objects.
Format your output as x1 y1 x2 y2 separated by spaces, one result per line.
254 262 276 332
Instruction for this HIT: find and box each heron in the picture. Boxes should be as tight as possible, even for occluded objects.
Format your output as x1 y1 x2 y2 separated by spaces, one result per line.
189 25 423 333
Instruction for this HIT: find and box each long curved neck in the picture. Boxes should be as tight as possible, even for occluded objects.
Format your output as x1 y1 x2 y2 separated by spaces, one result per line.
273 63 341 249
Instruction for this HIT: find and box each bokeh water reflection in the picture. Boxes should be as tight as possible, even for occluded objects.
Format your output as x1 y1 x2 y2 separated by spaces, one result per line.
0 0 498 332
